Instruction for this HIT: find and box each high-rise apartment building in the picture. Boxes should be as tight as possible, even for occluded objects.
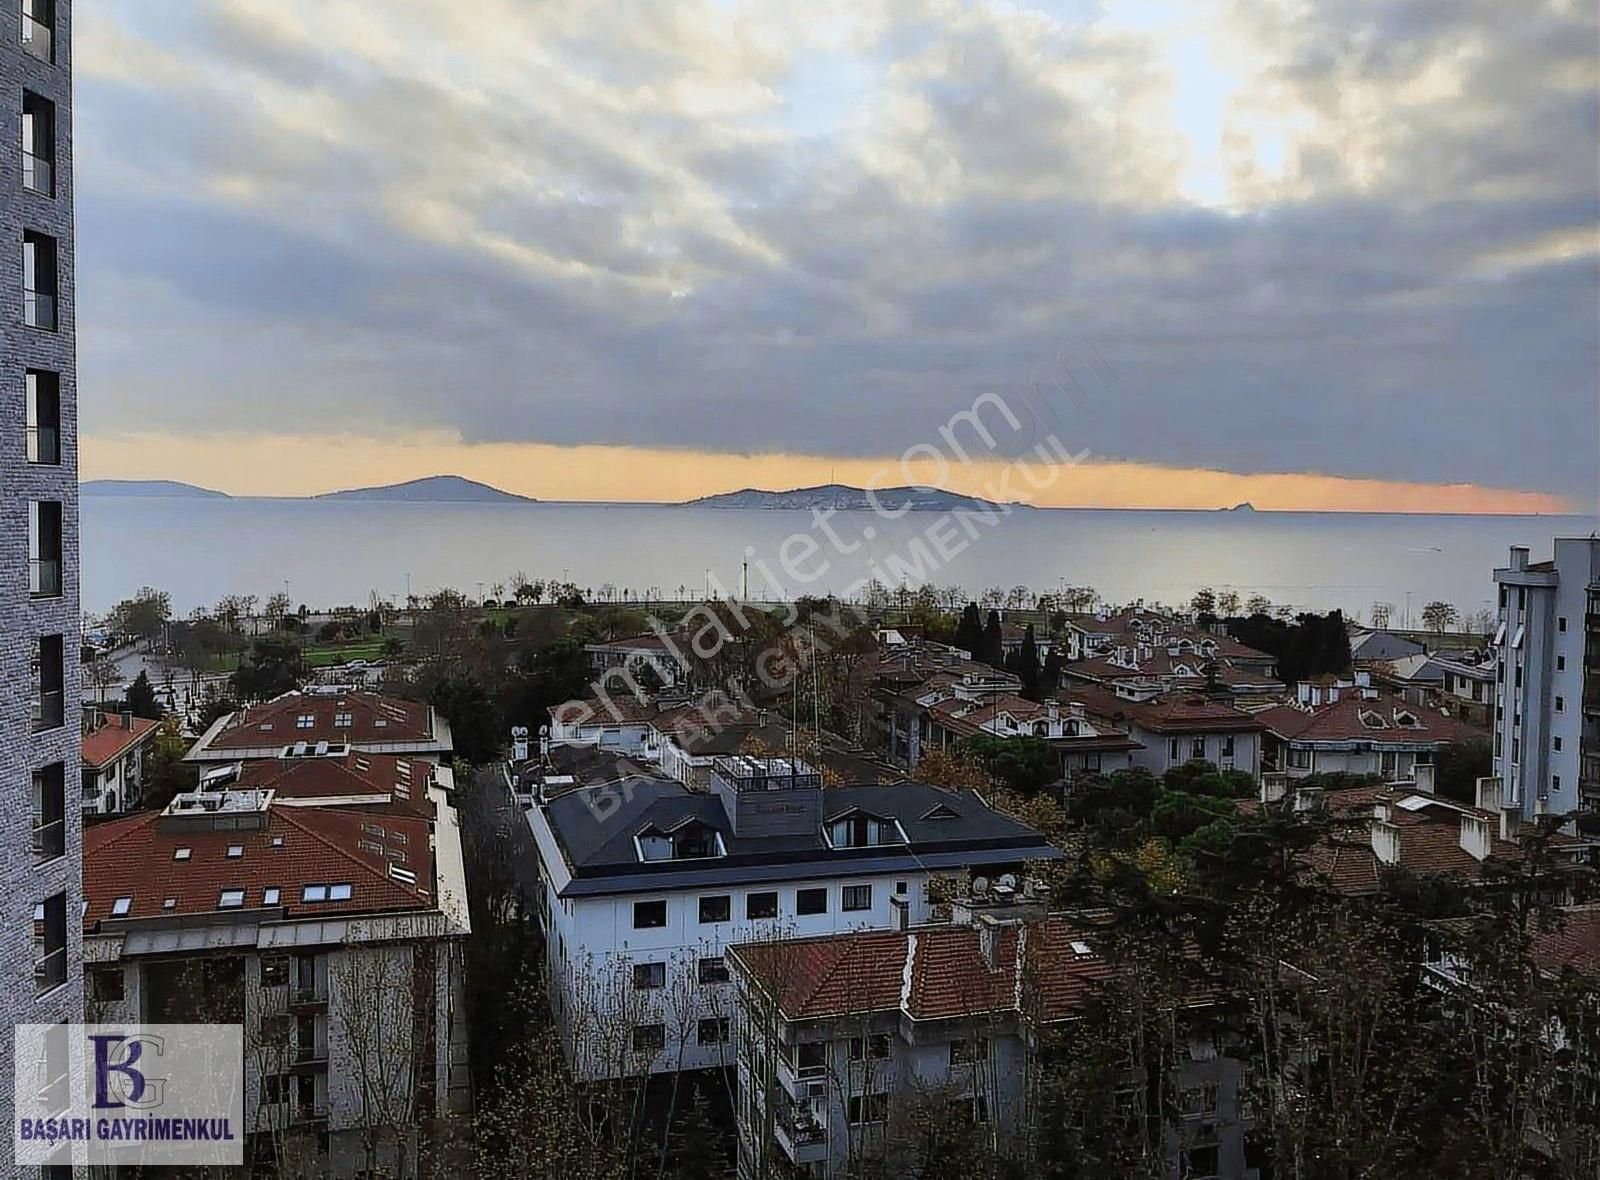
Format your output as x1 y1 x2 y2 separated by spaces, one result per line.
1491 539 1600 820
3 0 83 1159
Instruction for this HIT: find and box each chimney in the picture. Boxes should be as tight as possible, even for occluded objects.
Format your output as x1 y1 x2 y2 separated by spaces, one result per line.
1412 763 1435 794
1046 702 1059 721
1371 817 1401 865
978 915 1002 971
1296 683 1311 706
1509 545 1529 572
1475 775 1502 812
120 705 134 730
1459 814 1490 862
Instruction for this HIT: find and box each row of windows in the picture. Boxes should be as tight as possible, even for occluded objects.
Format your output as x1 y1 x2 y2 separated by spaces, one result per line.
630 1017 730 1052
634 882 895 929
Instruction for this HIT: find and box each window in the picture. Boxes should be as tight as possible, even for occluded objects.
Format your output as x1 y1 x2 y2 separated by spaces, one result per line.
260 1014 292 1046
22 230 57 330
88 966 123 1003
226 845 243 859
1556 696 1565 713
1559 616 1568 633
1185 1144 1220 1178
302 885 328 902
31 634 63 731
1179 1083 1220 1119
746 891 778 920
263 887 281 905
34 892 65 995
218 889 245 909
848 1093 888 1124
173 847 191 861
1558 655 1567 671
848 1034 891 1061
950 1037 989 1066
24 370 59 464
796 1042 827 1077
842 885 872 912
261 956 289 987
698 895 730 924
895 881 908 895
632 1024 665 1053
31 762 64 863
21 0 53 63
1220 735 1235 757
633 900 667 929
697 1018 730 1045
1555 737 1563 752
21 90 54 195
698 956 729 985
111 897 131 917
261 1073 293 1105
1169 738 1181 759
632 961 666 990
1191 737 1206 760
328 884 352 901
796 887 828 916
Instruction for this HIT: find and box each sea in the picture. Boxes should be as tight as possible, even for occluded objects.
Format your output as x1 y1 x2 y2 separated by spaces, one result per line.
79 496 1598 622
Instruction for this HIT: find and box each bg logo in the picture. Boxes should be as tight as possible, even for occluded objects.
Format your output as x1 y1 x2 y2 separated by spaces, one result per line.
89 1033 166 1110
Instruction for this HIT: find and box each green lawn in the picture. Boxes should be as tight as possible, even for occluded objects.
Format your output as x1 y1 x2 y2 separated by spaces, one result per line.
303 639 392 667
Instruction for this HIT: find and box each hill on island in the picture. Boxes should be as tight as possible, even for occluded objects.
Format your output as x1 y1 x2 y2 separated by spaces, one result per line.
683 483 1023 512
311 475 537 503
82 479 231 499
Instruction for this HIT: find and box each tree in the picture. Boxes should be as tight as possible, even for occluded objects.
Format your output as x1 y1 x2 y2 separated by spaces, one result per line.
1216 589 1241 618
1190 587 1217 619
960 734 1057 796
1018 624 1041 700
85 653 122 705
915 747 990 792
1422 600 1459 636
264 591 293 628
123 670 162 719
1434 738 1492 805
1370 601 1394 629
142 716 196 811
231 636 307 701
981 610 1004 668
954 603 984 659
109 586 171 643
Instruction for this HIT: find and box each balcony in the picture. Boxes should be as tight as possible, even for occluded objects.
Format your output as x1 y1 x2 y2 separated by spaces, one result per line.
1585 671 1600 718
31 689 63 733
288 983 328 1009
21 12 51 63
26 423 59 465
30 818 64 862
34 946 65 994
29 557 61 598
22 151 51 196
292 1101 329 1125
774 1103 827 1165
24 288 55 330
292 1042 328 1068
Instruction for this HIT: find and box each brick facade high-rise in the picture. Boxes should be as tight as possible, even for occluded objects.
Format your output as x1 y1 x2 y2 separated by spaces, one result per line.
2 0 84 1167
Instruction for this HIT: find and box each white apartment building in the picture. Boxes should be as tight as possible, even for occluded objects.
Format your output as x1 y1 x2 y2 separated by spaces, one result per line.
1491 541 1600 819
524 756 1063 1081
84 782 471 1178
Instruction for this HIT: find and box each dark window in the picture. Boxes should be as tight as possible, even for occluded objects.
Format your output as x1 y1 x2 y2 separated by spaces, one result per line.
1220 735 1235 757
34 892 66 994
848 1033 891 1061
796 887 828 916
21 0 54 63
1191 737 1206 759
23 230 57 330
698 895 730 924
261 956 289 987
842 884 872 912
21 90 54 196
796 1042 826 1075
31 762 64 862
633 899 667 929
88 966 123 1003
1168 738 1180 759
746 891 778 919
25 370 60 464
895 881 908 894
1556 696 1565 712
696 1018 729 1045
848 1093 888 1124
632 961 665 990
29 499 62 598
632 1024 665 1053
697 956 729 985
31 634 64 731
1559 617 1568 633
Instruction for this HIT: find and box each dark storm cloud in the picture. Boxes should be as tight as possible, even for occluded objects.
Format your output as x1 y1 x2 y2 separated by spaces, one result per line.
74 0 1598 498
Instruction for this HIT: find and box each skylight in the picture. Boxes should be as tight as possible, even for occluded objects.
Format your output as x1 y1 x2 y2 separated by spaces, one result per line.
218 889 245 909
173 848 191 861
225 845 243 858
263 887 280 905
111 897 131 916
328 884 352 901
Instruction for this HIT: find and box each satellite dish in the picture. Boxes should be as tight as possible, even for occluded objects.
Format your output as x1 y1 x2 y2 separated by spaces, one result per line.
511 726 529 738
539 724 550 736
971 876 990 897
996 873 1018 893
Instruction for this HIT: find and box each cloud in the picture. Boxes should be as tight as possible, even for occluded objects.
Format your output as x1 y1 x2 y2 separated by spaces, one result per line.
74 0 1598 502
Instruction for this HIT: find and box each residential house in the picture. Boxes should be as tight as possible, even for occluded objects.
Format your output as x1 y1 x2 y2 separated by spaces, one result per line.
726 900 1254 1180
585 631 687 690
81 706 159 815
84 780 471 1178
185 689 454 766
524 756 1063 1081
1062 686 1265 779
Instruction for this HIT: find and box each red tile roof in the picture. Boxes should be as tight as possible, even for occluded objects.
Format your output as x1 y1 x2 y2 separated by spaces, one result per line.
730 917 1115 1024
82 714 160 768
229 753 437 818
1529 906 1600 978
84 804 433 926
551 695 658 726
1256 693 1482 745
205 691 434 750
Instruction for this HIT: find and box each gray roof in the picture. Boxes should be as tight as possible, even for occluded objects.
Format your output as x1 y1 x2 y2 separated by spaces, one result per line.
1351 631 1426 662
541 778 1062 897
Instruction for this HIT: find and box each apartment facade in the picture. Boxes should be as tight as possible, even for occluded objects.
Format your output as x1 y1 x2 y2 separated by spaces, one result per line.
525 756 1063 1081
80 706 158 814
1 0 82 1161
84 782 472 1177
1491 541 1600 819
185 688 454 765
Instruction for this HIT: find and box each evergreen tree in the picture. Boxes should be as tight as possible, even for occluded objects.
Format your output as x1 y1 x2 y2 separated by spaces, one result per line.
1041 644 1063 695
123 670 163 719
982 610 1004 667
954 602 984 658
1019 624 1041 699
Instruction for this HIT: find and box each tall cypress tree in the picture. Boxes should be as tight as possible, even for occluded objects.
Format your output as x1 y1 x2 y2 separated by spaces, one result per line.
954 602 984 658
982 610 1004 667
1020 624 1041 699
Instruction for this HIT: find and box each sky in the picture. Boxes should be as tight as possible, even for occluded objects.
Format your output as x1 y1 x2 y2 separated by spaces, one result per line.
75 0 1598 512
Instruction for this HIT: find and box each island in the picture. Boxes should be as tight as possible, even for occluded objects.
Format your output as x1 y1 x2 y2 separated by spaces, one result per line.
683 483 1022 512
312 475 537 504
81 479 231 499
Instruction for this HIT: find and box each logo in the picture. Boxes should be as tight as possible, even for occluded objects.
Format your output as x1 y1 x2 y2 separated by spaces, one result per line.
14 1023 243 1167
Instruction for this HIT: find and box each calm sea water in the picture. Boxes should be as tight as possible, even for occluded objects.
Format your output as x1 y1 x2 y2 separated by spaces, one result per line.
79 497 1597 621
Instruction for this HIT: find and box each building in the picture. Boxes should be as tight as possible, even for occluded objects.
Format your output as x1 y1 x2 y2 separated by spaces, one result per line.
1434 655 1495 728
185 688 454 766
1066 687 1266 779
585 631 686 689
221 748 451 819
1490 540 1600 819
81 706 159 814
726 903 1254 1180
524 756 1063 1081
548 694 660 755
1348 629 1427 665
2 0 83 1150
1255 676 1483 781
84 781 471 1177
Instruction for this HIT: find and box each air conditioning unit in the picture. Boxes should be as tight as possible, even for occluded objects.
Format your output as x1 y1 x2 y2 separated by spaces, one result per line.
806 1082 826 1100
